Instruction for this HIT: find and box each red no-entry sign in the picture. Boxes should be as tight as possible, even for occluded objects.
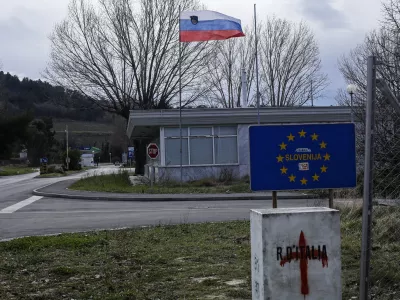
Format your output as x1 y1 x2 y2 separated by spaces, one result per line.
147 143 159 159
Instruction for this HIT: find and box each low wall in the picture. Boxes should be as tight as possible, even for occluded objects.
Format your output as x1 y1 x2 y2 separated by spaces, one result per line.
144 164 242 182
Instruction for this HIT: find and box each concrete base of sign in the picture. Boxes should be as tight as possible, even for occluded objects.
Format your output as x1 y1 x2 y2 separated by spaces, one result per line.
251 207 341 300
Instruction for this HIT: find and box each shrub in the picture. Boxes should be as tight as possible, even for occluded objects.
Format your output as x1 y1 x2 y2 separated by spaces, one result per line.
62 149 82 171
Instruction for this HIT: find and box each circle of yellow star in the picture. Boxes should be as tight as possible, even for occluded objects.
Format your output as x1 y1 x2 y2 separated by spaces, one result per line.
300 178 308 185
289 174 296 182
321 165 328 173
320 141 327 149
279 142 287 150
312 173 320 181
280 166 288 174
277 155 284 163
311 133 319 141
299 129 307 138
324 153 331 161
287 133 295 142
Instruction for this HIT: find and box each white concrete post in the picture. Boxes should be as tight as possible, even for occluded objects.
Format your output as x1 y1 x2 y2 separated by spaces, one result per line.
251 208 342 300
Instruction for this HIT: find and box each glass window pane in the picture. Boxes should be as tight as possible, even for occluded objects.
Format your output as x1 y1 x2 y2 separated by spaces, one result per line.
215 126 237 136
215 137 238 164
165 127 188 137
190 137 213 165
190 127 212 136
165 138 188 165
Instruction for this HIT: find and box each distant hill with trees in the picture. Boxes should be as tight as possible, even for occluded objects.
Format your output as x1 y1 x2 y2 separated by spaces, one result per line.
0 71 109 122
0 71 128 165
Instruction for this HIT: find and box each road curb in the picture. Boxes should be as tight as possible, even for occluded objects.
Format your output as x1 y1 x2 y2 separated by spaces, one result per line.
32 188 319 202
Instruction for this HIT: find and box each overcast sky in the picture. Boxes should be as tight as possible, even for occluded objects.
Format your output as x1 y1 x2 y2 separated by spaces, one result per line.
0 0 382 105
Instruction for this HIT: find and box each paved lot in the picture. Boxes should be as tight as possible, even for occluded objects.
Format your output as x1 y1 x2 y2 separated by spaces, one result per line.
0 166 328 240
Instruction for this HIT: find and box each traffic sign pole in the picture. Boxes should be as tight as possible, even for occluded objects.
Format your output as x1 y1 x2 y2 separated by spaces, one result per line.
272 191 277 208
147 143 159 186
329 189 334 208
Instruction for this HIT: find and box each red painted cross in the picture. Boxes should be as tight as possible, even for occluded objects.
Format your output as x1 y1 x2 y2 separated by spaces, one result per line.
280 231 328 299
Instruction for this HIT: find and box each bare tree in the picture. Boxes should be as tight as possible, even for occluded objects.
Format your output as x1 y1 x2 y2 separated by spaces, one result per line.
337 0 400 197
46 0 211 120
46 0 212 174
204 25 256 108
258 17 327 107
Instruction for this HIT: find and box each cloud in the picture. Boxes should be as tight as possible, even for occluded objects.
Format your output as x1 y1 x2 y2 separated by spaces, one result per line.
298 0 349 29
0 16 48 78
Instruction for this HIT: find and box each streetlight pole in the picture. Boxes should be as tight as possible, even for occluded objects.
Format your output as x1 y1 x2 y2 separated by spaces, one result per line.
109 152 111 164
347 84 357 123
350 92 354 122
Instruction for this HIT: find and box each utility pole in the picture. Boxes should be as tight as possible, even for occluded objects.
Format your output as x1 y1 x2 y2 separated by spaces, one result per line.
66 125 69 170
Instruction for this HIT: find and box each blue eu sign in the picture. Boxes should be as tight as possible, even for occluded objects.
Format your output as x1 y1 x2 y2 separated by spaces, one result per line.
249 123 356 191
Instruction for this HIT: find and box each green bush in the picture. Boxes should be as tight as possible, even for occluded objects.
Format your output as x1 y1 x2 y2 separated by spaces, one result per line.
62 149 82 171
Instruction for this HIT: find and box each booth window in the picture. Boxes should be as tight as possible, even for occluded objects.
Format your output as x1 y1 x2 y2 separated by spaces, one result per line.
164 126 238 166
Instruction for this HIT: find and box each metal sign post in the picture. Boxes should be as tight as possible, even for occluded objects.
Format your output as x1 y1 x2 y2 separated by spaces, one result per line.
40 157 48 175
272 191 277 208
147 143 159 187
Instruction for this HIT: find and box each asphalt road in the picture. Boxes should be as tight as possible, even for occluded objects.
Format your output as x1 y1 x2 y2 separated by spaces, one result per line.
0 165 328 241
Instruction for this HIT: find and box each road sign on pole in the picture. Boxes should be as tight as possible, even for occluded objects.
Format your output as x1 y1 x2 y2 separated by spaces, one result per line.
128 147 134 159
249 123 356 191
40 157 48 175
147 143 159 160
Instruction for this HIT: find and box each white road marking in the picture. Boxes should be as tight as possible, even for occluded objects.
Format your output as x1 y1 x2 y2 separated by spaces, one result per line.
0 196 43 214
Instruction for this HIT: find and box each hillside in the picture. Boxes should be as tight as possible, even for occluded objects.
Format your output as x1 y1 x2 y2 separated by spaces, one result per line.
0 71 109 123
0 71 129 157
53 119 117 148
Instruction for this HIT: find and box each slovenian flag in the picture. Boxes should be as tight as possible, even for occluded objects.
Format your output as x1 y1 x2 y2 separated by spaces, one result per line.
180 10 245 42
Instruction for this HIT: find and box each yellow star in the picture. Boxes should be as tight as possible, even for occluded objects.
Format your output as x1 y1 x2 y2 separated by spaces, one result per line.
289 174 296 182
324 153 331 161
312 173 320 181
287 133 295 142
299 129 307 138
280 166 288 174
277 155 284 163
311 133 319 141
300 178 308 185
279 142 287 150
320 141 327 149
321 165 328 173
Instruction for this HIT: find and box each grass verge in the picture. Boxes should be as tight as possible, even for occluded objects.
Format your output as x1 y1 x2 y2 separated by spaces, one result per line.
0 206 399 299
70 171 251 194
0 166 38 176
37 170 83 178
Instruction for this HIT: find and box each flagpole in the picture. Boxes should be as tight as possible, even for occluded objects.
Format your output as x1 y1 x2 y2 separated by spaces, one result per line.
179 5 183 184
254 3 260 124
